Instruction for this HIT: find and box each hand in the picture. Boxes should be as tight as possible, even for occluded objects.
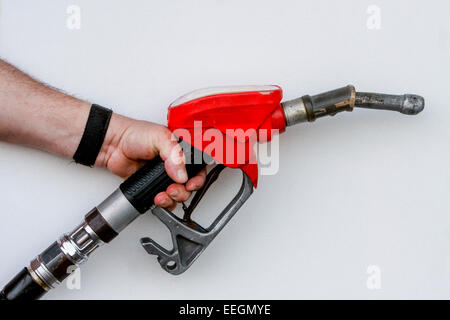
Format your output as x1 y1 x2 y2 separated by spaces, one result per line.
98 114 206 210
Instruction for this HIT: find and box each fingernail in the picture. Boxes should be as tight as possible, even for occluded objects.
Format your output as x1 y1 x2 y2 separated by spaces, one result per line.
177 169 187 182
170 189 179 197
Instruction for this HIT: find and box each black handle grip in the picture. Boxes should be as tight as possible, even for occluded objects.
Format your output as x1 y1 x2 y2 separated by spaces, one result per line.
120 147 206 213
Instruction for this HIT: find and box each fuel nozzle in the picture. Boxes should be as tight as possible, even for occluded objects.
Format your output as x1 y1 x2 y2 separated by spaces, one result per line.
282 85 425 126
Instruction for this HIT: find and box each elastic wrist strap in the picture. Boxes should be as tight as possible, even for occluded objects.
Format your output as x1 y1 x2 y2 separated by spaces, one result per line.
73 104 112 166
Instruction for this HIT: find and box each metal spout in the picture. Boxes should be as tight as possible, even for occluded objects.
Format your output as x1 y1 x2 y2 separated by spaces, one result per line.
355 92 425 115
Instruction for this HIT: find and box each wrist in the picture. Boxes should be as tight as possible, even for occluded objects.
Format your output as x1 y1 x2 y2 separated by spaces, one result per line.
95 113 132 168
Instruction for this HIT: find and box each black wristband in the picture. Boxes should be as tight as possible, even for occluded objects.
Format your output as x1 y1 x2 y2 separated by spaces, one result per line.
73 104 112 166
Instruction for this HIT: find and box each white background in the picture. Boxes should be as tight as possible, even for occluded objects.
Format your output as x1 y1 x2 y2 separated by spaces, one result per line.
0 0 449 299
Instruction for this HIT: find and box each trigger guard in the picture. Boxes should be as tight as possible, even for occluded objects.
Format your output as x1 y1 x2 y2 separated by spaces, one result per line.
140 169 254 275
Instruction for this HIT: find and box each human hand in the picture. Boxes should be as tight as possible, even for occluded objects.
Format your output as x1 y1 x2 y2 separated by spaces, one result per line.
97 114 206 210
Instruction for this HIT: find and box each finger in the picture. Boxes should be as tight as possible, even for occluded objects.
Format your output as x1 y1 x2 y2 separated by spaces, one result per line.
186 168 207 191
166 183 191 202
167 202 177 211
154 192 175 209
152 127 188 184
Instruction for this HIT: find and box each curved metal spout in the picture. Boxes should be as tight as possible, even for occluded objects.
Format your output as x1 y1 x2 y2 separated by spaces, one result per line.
355 92 425 115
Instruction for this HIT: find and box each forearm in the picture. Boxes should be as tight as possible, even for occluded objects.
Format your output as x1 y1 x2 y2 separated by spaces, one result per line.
0 59 124 165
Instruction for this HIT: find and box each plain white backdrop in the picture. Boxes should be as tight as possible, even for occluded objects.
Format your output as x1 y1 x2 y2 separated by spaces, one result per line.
0 0 449 299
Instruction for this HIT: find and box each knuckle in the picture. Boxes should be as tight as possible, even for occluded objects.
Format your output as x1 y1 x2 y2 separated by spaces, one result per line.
159 126 176 143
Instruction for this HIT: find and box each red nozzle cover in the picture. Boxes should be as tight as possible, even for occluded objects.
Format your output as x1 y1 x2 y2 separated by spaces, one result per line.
167 86 285 187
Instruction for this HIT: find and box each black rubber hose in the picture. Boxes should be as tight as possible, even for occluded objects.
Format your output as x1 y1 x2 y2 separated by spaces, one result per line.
1 268 46 300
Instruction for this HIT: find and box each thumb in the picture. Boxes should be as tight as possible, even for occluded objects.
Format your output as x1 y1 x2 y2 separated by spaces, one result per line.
152 127 188 184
